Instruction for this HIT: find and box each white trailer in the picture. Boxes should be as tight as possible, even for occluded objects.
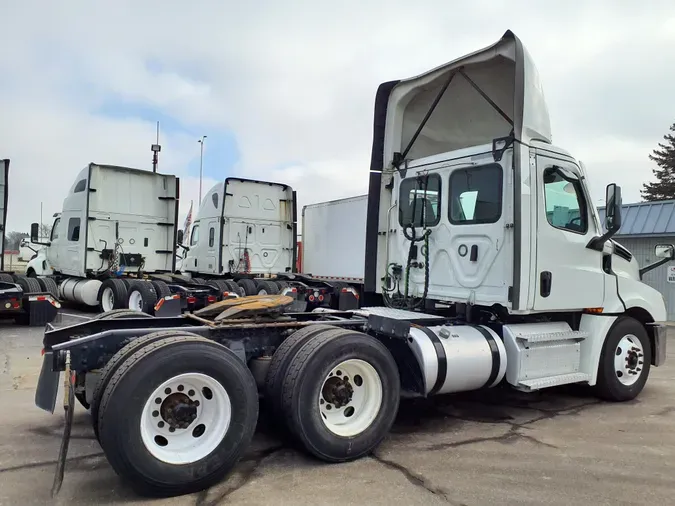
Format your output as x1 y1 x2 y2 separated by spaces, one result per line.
301 194 367 282
36 30 671 498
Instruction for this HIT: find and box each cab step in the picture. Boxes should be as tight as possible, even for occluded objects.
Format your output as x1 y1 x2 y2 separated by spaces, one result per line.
503 322 589 389
515 329 589 343
517 372 591 391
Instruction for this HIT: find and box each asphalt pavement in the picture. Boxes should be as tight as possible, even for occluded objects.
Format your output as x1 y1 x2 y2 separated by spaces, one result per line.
0 311 673 506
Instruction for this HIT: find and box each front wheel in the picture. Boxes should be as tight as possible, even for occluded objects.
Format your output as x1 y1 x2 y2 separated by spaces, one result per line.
97 335 259 497
594 317 652 402
281 329 400 462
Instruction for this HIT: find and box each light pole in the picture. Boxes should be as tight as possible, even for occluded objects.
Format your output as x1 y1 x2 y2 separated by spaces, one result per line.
198 135 207 203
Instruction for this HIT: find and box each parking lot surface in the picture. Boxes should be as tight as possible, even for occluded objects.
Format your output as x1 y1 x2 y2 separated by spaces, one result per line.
0 311 674 505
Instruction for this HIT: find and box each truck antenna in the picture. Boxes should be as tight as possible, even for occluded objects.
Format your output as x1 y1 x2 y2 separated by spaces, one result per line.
151 121 161 173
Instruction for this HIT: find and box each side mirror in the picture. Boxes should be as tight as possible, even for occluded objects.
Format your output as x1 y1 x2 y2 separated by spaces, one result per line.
30 223 39 243
605 183 622 233
176 229 184 245
655 244 675 260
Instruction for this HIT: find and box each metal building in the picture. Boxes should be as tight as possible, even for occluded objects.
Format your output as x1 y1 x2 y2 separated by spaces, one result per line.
598 200 675 320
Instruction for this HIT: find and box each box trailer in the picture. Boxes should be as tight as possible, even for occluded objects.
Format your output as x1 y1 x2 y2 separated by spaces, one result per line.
301 195 367 282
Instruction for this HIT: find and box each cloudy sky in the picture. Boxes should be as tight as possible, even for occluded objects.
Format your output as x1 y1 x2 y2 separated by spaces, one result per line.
2 0 674 234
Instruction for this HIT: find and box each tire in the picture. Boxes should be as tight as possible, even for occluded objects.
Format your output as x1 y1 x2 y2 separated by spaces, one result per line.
98 279 129 313
593 316 652 402
14 275 41 294
192 277 206 285
237 278 257 296
151 280 172 299
92 309 153 321
280 329 400 462
91 330 202 440
37 276 59 299
264 325 336 421
224 280 245 297
206 280 230 299
97 335 259 497
276 280 290 290
256 280 279 295
0 273 14 283
127 281 158 314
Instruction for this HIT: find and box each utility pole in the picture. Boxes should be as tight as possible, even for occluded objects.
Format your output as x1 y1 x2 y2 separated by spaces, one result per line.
198 135 207 203
40 202 43 241
152 121 161 173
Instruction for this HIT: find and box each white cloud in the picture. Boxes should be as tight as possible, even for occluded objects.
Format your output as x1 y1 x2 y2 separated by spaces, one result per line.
2 0 674 235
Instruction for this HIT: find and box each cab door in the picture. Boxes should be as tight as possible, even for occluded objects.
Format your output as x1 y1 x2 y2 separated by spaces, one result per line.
533 155 605 310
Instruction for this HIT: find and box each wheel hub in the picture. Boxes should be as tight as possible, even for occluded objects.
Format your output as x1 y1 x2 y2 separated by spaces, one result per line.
614 334 645 385
322 376 354 408
161 393 198 429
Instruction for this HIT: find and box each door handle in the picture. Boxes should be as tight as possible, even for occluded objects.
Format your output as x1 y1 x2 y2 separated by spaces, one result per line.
540 271 552 297
470 245 478 262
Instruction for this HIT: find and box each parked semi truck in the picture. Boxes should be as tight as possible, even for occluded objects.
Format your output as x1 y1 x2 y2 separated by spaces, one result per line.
36 30 670 498
25 163 219 315
179 177 297 296
0 159 60 325
178 177 360 310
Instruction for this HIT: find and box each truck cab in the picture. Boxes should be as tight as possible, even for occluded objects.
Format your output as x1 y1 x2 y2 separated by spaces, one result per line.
182 177 296 277
366 30 668 324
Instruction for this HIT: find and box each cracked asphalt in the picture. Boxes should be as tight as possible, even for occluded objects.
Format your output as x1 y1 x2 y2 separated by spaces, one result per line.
0 312 674 505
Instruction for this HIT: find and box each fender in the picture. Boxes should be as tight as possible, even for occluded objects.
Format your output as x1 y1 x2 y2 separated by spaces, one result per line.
26 249 53 277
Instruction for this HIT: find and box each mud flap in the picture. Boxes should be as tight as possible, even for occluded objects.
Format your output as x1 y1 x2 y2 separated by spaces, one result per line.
51 360 74 497
153 295 182 317
26 297 60 326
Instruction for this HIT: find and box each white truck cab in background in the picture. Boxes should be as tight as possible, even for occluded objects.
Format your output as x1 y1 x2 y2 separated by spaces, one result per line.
26 163 181 311
179 177 297 296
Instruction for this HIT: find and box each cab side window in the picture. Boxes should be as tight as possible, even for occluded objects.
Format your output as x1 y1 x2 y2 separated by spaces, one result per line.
51 218 61 241
190 225 200 246
543 167 588 234
398 174 441 227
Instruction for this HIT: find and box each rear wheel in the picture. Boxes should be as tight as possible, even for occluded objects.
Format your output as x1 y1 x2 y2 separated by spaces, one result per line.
98 279 128 313
256 280 280 295
206 280 230 299
90 330 202 440
264 325 336 422
37 276 59 299
192 277 206 285
14 275 41 294
280 329 400 462
92 309 153 321
224 280 244 297
151 280 172 299
594 317 651 402
127 281 158 314
0 273 14 283
97 335 259 497
237 278 257 296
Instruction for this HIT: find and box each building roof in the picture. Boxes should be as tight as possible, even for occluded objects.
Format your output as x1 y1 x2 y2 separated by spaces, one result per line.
597 199 675 237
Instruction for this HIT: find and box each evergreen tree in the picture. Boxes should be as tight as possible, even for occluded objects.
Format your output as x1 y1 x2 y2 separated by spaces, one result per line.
642 123 675 201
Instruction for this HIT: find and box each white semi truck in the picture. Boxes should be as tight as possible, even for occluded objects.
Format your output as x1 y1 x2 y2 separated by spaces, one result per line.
26 163 219 315
36 30 671 498
178 177 298 297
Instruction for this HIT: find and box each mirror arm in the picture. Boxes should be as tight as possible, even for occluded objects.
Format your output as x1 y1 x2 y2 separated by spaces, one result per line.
176 244 190 252
587 229 617 251
639 257 672 279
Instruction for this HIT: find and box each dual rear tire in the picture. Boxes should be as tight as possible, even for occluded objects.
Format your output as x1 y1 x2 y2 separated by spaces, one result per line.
92 325 400 497
94 333 258 497
265 326 400 462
